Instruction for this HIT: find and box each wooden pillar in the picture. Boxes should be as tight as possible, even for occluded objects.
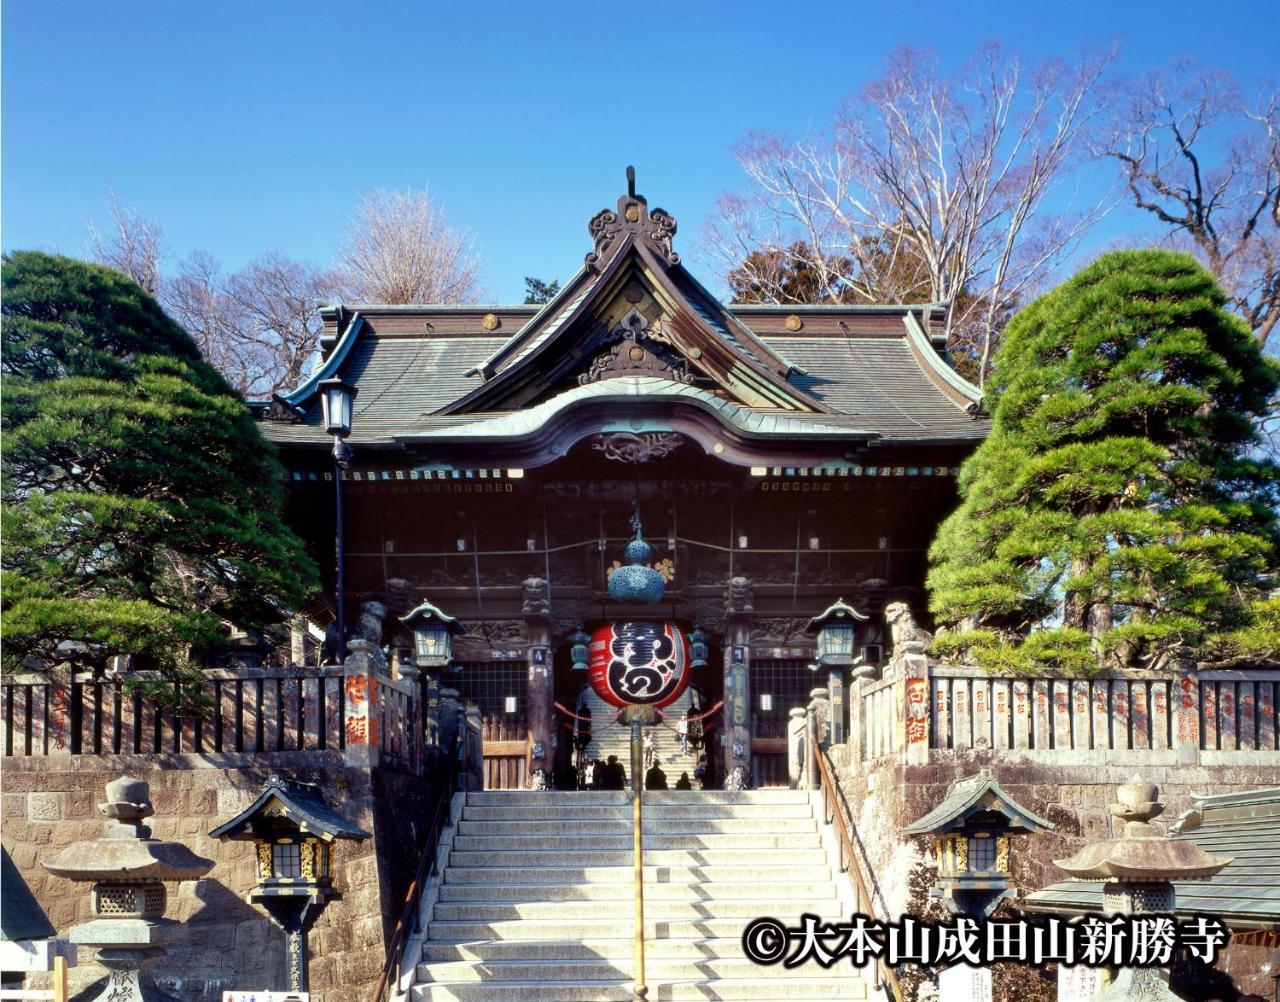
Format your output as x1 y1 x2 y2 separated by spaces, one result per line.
523 577 554 789
723 576 753 791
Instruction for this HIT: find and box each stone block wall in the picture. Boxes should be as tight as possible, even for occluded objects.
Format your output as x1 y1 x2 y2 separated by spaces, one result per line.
1 752 448 1002
828 742 1280 1001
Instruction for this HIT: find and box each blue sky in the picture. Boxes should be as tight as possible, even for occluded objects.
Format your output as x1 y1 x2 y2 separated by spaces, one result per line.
3 0 1276 303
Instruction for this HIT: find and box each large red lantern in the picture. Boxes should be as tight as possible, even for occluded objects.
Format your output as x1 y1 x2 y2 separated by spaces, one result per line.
588 622 691 708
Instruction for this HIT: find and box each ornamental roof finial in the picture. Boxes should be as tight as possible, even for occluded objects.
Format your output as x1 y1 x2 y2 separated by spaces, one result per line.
626 165 636 198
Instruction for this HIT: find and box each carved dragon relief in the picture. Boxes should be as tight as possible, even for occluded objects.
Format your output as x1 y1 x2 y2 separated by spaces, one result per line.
590 432 686 464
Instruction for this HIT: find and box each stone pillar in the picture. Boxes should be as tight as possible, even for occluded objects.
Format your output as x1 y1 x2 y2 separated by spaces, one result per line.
1170 647 1201 765
438 687 463 759
522 577 554 790
463 706 484 791
787 707 808 790
899 642 930 766
342 639 381 768
805 688 829 789
827 669 846 746
722 576 753 791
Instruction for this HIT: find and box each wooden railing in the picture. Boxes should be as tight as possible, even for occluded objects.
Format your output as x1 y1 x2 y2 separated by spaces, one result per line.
1 668 348 757
859 660 1280 763
814 746 901 1001
1 665 428 773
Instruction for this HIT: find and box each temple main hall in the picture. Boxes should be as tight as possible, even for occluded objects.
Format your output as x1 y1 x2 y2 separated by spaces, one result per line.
253 170 988 791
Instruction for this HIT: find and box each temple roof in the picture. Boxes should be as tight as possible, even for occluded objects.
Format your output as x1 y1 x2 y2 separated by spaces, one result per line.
255 170 987 453
903 770 1055 835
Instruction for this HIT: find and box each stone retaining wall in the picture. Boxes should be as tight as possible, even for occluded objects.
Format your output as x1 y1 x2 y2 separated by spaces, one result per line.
831 659 1280 1001
1 752 447 1002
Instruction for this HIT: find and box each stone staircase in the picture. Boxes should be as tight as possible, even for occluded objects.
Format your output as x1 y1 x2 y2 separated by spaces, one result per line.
409 789 868 1001
579 688 703 785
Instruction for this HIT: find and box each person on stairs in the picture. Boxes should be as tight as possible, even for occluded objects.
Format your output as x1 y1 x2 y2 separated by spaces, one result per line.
645 759 668 791
602 755 627 790
674 771 692 790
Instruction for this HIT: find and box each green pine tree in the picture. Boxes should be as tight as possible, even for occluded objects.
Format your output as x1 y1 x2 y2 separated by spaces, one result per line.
523 276 560 304
928 250 1279 673
1 252 319 679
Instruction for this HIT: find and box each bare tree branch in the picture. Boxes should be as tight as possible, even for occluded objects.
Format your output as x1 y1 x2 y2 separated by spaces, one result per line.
1099 60 1280 351
162 251 342 397
339 187 483 304
703 43 1115 385
86 189 163 294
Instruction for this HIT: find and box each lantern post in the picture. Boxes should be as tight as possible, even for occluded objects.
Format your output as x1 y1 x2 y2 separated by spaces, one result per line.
318 376 356 663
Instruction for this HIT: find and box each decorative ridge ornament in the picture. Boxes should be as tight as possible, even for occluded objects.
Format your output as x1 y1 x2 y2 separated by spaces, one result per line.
607 506 666 604
585 165 680 274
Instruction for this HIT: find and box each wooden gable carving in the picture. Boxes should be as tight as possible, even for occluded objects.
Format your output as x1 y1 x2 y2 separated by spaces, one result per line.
578 310 695 386
438 168 832 416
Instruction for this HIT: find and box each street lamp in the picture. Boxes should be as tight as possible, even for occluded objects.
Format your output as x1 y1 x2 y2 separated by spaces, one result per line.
318 377 356 663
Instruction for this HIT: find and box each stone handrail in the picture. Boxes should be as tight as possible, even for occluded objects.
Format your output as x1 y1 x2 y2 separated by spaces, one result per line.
856 653 1280 766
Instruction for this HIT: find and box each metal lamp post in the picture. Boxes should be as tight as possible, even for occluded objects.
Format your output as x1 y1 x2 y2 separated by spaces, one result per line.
318 377 356 664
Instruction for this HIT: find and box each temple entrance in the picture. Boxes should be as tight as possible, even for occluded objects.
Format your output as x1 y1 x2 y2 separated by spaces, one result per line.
442 658 531 789
551 628 724 792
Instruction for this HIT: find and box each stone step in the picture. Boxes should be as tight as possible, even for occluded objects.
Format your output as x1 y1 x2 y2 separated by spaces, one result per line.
462 806 632 821
413 978 863 1001
431 899 841 922
416 958 856 983
436 881 836 902
452 833 821 851
464 790 807 806
467 792 629 806
460 805 816 822
421 937 760 962
443 864 836 885
455 819 817 836
426 918 810 942
449 848 830 867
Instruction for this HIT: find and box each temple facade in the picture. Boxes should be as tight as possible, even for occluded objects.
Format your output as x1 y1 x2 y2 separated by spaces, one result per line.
254 170 989 790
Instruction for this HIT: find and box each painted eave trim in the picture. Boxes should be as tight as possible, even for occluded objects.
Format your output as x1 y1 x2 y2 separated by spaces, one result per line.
277 313 367 409
902 312 983 407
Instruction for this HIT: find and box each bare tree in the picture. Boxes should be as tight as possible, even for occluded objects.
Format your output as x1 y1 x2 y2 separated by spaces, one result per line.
1100 61 1280 352
87 189 163 294
163 251 342 397
340 187 482 304
704 44 1114 384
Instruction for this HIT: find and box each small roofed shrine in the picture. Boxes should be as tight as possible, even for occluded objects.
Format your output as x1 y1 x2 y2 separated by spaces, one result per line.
253 168 989 789
903 770 1055 917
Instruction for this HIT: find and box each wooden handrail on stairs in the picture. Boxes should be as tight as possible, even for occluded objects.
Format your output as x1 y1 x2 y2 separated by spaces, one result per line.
814 747 903 1002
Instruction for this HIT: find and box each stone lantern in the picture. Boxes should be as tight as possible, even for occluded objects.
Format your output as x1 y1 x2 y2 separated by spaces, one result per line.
209 776 369 993
1055 777 1232 1001
42 777 214 1002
